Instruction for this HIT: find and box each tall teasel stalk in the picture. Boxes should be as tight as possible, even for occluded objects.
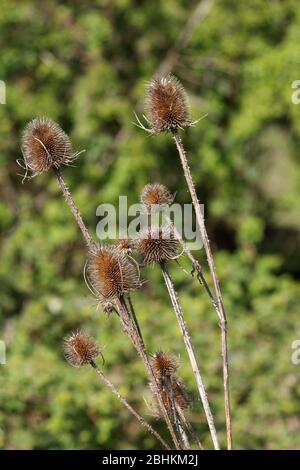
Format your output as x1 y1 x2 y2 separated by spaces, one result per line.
135 225 220 449
63 331 170 450
20 118 180 449
85 244 181 449
137 75 232 449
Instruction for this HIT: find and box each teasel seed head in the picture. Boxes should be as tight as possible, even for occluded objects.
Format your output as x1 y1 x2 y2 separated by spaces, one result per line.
141 183 174 213
87 245 141 301
151 351 178 378
63 330 99 368
21 117 76 177
146 75 191 133
135 226 180 264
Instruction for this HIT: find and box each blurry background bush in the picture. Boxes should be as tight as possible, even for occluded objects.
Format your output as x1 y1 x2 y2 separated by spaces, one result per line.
0 0 300 449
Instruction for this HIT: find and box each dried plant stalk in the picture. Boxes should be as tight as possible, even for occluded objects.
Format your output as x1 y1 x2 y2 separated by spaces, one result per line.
160 260 220 450
172 128 232 450
54 168 95 249
89 360 170 450
117 296 181 449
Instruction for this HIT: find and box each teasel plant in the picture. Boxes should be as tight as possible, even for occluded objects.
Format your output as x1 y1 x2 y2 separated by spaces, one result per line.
20 117 181 449
140 183 218 310
63 331 170 450
150 351 203 450
85 243 181 449
135 75 232 449
20 117 94 249
135 224 220 449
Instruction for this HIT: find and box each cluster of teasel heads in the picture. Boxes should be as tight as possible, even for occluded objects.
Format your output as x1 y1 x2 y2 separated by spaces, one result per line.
20 75 232 450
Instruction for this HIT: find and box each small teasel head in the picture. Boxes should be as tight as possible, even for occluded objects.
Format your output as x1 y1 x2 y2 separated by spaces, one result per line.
146 75 191 133
20 117 77 177
151 351 178 379
135 225 180 265
87 245 141 301
64 330 99 368
141 183 174 213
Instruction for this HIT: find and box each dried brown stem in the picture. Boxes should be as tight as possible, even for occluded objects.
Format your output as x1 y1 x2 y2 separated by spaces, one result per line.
53 168 95 249
160 260 220 450
172 129 232 450
89 360 170 450
117 296 181 450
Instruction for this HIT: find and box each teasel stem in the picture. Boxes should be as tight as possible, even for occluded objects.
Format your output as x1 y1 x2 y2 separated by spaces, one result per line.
165 215 217 309
176 405 203 450
89 360 170 450
117 296 181 450
164 382 190 450
171 128 232 450
53 168 95 250
160 260 220 450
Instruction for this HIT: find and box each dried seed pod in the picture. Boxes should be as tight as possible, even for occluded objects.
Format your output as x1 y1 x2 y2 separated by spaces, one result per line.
151 351 178 379
87 245 141 301
64 331 99 368
141 183 173 213
146 75 191 133
136 226 180 264
21 117 76 177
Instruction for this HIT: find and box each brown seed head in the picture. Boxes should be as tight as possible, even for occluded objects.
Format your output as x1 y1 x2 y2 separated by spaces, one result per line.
146 75 191 133
141 183 173 213
21 117 75 177
151 351 178 378
87 245 141 301
136 226 180 264
64 330 99 368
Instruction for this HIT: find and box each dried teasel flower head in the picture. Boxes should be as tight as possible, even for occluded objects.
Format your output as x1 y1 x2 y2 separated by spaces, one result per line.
87 245 141 301
151 351 178 379
20 117 77 178
135 225 180 265
146 75 191 133
141 183 174 213
63 330 99 368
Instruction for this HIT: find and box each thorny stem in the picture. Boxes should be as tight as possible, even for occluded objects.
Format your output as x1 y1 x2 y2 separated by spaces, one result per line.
160 260 220 450
164 382 190 450
53 168 95 250
176 405 203 450
89 360 170 450
117 296 181 450
172 128 232 450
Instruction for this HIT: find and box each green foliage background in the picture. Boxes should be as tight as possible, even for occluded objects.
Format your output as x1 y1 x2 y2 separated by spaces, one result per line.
1 0 300 450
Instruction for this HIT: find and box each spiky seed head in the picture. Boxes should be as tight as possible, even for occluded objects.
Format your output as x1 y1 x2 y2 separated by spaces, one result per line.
136 226 180 264
87 245 141 301
141 183 174 213
151 351 178 378
63 330 99 368
115 238 133 254
21 117 75 177
146 75 191 133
